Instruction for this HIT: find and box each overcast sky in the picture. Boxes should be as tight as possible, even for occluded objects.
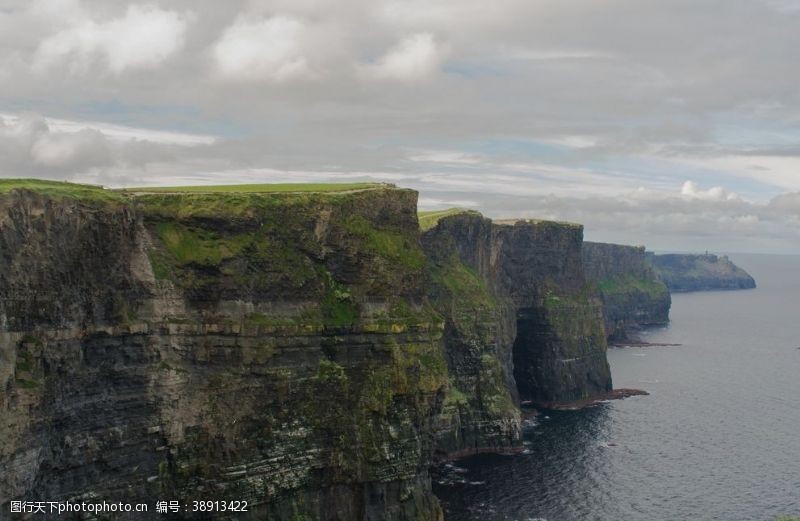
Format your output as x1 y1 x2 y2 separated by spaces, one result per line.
1 0 799 253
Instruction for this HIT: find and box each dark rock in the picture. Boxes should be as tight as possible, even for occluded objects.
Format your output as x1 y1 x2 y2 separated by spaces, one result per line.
1 186 445 521
423 214 612 461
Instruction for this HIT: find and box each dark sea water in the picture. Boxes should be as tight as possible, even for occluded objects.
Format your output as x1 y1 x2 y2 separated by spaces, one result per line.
433 254 800 521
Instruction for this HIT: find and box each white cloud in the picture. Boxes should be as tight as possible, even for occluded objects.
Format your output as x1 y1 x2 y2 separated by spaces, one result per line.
33 4 188 75
361 33 448 82
0 113 217 178
29 129 110 168
42 117 216 146
3 0 800 252
668 154 800 193
499 47 616 62
769 192 800 216
212 15 316 83
680 180 741 202
0 114 111 171
407 150 485 165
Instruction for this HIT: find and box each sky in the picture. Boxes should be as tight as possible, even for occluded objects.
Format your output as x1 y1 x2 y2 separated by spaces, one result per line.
1 0 800 253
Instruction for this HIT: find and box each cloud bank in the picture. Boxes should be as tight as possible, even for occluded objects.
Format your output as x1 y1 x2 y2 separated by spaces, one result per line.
1 0 800 252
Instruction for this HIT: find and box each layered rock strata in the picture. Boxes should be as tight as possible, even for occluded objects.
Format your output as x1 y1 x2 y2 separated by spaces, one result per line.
1 186 445 520
423 215 612 459
1 184 643 520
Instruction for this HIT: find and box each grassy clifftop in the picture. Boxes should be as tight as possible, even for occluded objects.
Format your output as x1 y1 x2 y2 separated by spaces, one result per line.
119 182 385 194
418 208 481 231
0 179 124 204
0 179 389 198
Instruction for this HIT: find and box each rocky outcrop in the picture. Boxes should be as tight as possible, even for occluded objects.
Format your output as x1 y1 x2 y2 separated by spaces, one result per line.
583 242 670 340
647 253 756 292
423 214 611 458
1 185 445 520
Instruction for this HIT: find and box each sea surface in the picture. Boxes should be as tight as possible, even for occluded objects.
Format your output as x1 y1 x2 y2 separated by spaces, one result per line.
433 253 800 521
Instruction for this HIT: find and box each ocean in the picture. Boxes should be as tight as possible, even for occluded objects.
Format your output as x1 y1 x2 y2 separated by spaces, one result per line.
433 253 800 521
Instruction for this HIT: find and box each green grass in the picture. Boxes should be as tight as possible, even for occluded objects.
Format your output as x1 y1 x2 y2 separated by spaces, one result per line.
597 274 669 297
431 257 494 309
0 179 124 204
418 208 481 231
15 378 40 389
154 222 252 267
343 214 426 270
119 183 384 194
319 269 360 325
494 217 582 229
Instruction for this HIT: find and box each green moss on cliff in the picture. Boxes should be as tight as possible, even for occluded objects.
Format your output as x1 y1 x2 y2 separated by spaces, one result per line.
319 269 360 325
343 215 425 270
424 240 522 453
145 202 319 291
597 274 669 299
140 187 422 303
14 378 40 389
304 335 447 477
542 288 607 341
429 255 495 312
155 222 252 267
14 342 42 390
317 359 349 387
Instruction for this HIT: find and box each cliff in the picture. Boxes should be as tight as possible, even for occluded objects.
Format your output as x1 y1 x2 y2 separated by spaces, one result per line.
1 181 445 520
1 181 616 520
647 253 756 292
423 214 611 458
583 242 671 340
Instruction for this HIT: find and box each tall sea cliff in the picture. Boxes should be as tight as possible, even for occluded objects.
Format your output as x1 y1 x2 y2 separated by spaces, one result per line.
1 182 669 520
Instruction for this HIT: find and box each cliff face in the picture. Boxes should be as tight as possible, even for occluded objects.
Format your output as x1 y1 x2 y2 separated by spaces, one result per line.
1 184 619 520
647 253 756 292
423 215 611 457
422 215 520 458
1 186 446 520
583 242 671 340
